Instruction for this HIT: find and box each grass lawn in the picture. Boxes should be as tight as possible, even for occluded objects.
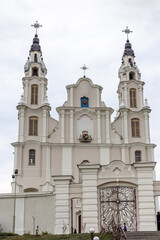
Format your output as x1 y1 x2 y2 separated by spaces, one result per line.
0 233 113 240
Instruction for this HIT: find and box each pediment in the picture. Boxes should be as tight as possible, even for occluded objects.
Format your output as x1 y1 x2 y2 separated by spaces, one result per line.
98 160 136 179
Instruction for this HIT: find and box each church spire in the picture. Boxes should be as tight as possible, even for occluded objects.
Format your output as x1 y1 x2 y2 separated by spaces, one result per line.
30 21 42 52
122 26 135 57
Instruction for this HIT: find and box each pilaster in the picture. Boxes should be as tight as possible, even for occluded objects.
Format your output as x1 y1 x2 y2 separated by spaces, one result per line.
70 88 73 106
143 111 150 144
100 147 110 165
138 85 143 109
120 110 128 144
70 109 74 143
62 147 72 175
96 110 101 143
105 110 110 143
40 80 45 104
17 106 26 142
124 83 128 108
15 197 25 234
60 110 65 143
24 79 29 103
46 146 51 182
42 108 47 142
78 163 100 232
96 89 100 107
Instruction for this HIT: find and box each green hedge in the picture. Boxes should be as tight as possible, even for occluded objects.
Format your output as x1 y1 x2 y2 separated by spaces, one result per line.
0 232 113 240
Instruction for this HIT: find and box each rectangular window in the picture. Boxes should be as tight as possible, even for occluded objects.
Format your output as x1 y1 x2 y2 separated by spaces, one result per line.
131 118 140 137
29 149 36 165
31 85 38 104
135 151 141 162
29 117 38 136
130 89 137 108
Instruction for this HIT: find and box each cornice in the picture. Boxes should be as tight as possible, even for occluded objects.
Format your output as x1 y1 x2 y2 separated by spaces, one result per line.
118 79 145 86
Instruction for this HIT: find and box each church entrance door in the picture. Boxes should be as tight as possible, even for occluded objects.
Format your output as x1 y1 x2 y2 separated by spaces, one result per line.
100 186 137 231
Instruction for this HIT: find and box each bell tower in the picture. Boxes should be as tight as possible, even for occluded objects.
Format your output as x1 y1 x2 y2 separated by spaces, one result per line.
118 26 144 110
12 22 52 193
114 27 152 161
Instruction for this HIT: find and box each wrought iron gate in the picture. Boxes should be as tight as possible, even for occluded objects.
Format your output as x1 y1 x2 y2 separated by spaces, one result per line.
100 186 137 231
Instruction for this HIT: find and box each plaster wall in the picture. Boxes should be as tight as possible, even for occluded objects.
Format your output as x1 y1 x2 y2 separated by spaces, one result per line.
0 193 55 234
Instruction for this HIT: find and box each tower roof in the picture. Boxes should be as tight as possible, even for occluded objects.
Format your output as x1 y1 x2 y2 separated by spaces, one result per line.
123 39 135 57
30 34 41 52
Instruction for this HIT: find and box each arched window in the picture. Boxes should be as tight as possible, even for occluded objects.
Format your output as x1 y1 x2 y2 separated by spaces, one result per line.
130 88 137 108
34 53 37 62
32 67 38 76
135 150 141 162
129 71 135 80
131 118 140 137
29 117 38 136
31 84 38 104
29 149 36 165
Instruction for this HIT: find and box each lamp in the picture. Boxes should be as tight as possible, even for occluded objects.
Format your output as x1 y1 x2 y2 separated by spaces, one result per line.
89 228 95 240
12 169 19 233
93 237 99 240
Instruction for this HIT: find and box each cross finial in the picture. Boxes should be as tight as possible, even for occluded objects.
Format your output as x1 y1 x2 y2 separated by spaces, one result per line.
80 64 88 78
31 21 42 35
122 26 133 40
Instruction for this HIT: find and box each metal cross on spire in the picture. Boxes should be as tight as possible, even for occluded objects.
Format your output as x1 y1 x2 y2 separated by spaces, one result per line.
122 26 133 40
31 21 42 35
80 64 88 77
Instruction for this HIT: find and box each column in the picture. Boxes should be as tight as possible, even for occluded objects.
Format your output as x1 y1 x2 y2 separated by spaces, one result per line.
42 108 47 142
105 110 110 143
70 110 74 143
53 176 73 234
61 110 65 143
78 164 100 232
134 162 157 231
144 111 150 144
97 110 101 143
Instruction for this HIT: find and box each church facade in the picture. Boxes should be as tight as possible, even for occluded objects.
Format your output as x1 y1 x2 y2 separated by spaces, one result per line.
1 29 160 234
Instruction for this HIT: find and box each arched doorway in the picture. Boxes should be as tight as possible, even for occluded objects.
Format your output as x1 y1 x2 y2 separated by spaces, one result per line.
100 186 137 231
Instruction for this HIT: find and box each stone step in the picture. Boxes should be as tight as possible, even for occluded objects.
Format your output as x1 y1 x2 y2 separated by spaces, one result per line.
126 231 160 240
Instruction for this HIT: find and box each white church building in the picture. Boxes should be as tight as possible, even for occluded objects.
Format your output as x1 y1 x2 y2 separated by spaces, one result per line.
0 26 160 234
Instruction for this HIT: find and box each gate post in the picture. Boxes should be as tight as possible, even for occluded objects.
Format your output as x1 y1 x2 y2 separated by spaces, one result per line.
78 162 100 233
134 162 157 231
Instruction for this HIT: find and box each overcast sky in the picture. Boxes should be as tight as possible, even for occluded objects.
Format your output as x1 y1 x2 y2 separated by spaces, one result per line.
0 0 160 193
